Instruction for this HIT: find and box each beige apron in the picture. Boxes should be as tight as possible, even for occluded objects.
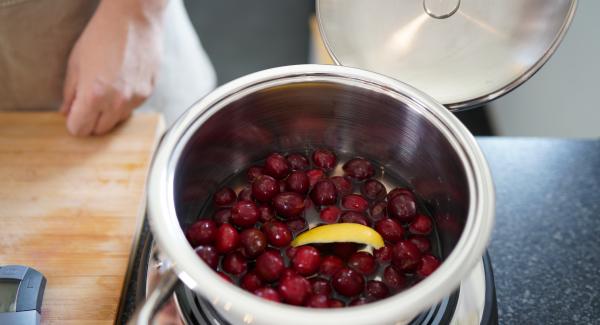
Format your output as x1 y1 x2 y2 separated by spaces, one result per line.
0 0 216 125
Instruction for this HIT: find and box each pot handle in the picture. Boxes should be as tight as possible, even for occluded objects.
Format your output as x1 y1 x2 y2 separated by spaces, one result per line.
127 268 179 325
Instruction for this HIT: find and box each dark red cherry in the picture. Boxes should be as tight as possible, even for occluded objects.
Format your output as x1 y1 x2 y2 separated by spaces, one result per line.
195 245 219 269
264 153 290 179
240 272 264 292
246 166 264 183
328 299 345 308
409 214 433 235
305 294 329 308
286 218 308 233
340 211 369 226
262 221 292 247
343 158 375 180
237 186 253 201
312 148 337 171
273 192 305 218
330 176 353 196
348 252 377 275
239 228 267 258
286 171 310 194
366 280 390 300
286 246 298 259
306 169 326 187
383 265 406 292
320 206 341 224
349 297 373 306
361 179 387 201
286 153 309 171
332 268 365 297
369 201 388 221
255 250 285 282
186 219 216 246
341 194 369 212
278 275 312 306
254 287 281 302
252 175 279 202
222 251 247 275
332 243 359 260
387 190 417 222
310 179 338 206
374 243 393 262
278 180 287 193
392 240 422 272
258 204 275 222
231 200 260 228
319 255 345 277
417 255 441 277
310 278 332 296
213 187 236 206
213 209 232 225
375 218 405 243
280 268 299 281
215 224 240 253
387 188 413 201
409 236 432 253
292 246 321 276
303 197 313 210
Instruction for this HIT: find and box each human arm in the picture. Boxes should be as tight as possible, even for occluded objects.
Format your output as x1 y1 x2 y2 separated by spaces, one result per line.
60 0 168 136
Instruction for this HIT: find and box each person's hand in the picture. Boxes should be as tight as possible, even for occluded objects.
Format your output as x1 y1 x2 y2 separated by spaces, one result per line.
60 0 165 136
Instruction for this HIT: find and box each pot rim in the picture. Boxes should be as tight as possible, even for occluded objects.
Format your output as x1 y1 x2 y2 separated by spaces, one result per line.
147 64 495 324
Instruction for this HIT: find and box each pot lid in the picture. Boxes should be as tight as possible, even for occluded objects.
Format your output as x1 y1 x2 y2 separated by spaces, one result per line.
317 0 577 110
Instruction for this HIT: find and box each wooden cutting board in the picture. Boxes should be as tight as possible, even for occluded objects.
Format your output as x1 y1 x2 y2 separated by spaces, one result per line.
0 112 164 325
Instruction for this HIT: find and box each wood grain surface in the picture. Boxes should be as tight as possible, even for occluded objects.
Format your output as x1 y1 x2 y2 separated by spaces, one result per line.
0 112 164 324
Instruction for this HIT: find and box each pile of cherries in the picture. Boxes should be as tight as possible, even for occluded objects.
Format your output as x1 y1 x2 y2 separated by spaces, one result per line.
185 149 441 308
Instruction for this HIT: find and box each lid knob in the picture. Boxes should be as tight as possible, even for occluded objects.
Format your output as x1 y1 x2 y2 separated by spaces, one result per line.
423 0 461 19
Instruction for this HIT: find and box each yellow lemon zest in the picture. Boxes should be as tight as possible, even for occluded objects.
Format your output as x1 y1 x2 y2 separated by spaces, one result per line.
291 223 385 250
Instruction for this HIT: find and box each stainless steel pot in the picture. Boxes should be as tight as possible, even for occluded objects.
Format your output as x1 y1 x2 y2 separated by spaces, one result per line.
130 64 495 325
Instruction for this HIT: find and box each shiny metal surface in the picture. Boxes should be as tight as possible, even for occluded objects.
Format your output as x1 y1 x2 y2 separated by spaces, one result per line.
128 267 179 325
452 260 486 324
142 243 188 325
317 0 577 110
145 64 495 325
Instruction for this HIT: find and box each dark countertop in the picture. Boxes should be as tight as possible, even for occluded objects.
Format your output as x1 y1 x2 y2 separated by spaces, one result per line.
478 138 600 324
120 137 600 324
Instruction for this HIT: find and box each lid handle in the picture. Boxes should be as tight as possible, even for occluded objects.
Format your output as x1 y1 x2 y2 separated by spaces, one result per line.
423 0 461 19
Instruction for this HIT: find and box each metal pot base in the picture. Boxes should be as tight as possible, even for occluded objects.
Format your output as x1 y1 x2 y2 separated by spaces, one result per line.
143 237 497 325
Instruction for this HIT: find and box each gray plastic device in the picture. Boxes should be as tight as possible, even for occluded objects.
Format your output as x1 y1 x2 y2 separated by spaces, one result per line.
0 265 46 325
